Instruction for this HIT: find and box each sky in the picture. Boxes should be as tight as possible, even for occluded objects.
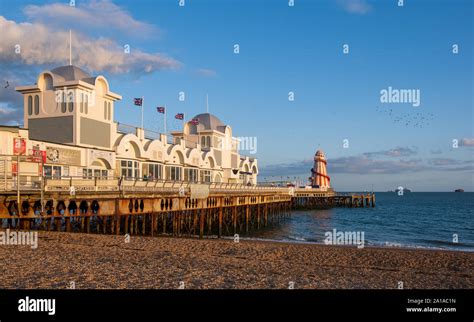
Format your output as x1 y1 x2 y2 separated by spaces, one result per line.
0 0 472 191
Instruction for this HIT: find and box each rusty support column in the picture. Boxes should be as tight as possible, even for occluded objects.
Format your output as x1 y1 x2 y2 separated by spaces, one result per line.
264 204 268 227
257 204 261 229
163 212 167 234
218 207 223 238
199 210 205 239
151 213 155 237
245 205 249 232
207 209 212 235
193 210 198 235
66 217 71 232
115 214 120 235
124 215 129 235
232 206 237 234
85 215 90 234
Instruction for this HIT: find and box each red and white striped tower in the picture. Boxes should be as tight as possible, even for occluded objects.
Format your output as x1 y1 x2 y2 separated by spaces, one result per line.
310 150 330 188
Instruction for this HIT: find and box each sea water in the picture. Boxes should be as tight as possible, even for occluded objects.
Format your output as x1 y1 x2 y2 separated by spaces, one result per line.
244 192 474 252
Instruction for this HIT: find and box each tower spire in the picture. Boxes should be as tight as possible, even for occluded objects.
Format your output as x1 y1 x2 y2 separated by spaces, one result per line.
311 150 331 189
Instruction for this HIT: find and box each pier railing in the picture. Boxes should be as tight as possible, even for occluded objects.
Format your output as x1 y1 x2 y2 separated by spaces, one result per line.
0 172 291 195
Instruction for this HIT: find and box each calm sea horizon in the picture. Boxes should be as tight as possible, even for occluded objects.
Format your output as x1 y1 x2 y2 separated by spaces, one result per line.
243 192 474 252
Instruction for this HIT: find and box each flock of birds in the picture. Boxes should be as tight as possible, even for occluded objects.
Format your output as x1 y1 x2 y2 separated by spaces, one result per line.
1 79 436 130
375 105 434 128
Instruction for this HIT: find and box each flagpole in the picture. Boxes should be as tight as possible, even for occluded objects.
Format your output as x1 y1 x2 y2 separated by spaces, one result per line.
69 30 72 65
164 108 167 135
141 96 144 129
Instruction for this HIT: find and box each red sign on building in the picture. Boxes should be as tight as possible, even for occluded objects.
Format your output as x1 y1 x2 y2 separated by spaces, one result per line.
29 149 46 163
13 138 26 155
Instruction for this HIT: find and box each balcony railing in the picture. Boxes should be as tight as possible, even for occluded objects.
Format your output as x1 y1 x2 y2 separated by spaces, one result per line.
0 172 289 194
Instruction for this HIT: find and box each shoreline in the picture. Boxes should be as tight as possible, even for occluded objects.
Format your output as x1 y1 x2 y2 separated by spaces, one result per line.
228 235 474 253
0 230 473 289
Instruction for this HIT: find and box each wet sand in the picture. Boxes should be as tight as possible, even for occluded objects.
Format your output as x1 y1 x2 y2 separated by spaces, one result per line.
0 231 472 289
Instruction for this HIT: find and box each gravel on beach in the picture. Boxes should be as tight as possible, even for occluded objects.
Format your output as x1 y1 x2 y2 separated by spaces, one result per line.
0 231 472 289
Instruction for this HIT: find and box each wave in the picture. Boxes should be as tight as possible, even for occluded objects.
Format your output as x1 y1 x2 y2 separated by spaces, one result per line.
237 236 474 252
287 235 307 242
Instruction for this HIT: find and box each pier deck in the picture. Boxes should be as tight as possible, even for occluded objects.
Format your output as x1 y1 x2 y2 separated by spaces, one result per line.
0 176 374 238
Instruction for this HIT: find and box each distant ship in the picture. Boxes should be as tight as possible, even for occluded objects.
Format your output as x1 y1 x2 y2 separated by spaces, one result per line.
392 188 411 193
455 189 464 192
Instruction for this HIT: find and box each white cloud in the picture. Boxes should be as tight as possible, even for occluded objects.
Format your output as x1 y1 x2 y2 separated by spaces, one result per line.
0 10 182 124
363 147 418 158
460 138 474 147
0 106 23 125
23 0 157 36
0 16 181 75
336 0 372 15
195 68 218 78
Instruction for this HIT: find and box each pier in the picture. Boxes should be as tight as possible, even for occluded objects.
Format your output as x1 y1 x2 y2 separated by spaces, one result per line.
292 189 375 209
0 169 374 238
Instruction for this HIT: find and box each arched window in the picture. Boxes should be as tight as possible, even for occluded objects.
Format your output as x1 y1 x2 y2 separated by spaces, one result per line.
68 92 74 112
80 93 84 113
34 95 40 115
201 136 206 147
61 92 67 113
28 96 32 115
85 95 88 114
206 136 211 148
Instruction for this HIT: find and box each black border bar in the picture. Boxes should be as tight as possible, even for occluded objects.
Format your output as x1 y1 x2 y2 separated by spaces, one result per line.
0 289 472 321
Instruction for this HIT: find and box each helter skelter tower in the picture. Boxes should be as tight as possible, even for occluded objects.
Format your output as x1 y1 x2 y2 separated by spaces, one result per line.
310 150 331 188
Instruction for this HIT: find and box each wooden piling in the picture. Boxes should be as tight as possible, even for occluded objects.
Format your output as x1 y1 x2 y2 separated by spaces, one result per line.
218 207 223 237
199 210 205 239
245 205 249 232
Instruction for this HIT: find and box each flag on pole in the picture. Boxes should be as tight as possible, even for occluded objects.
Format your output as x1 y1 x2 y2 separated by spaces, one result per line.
190 118 199 125
156 106 165 114
134 98 143 106
175 113 184 120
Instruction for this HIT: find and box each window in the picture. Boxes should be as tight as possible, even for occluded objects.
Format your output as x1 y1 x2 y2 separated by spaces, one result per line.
104 101 107 119
85 94 88 114
28 96 33 115
166 166 182 181
82 169 108 179
83 169 93 179
108 102 111 120
68 92 74 112
80 93 84 113
200 170 211 183
60 92 66 113
142 163 163 180
120 160 139 179
184 168 198 182
34 95 40 115
44 165 62 179
201 136 211 148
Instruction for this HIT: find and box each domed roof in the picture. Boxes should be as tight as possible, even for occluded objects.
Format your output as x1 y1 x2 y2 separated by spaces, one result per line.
190 113 226 133
315 150 326 158
50 65 92 82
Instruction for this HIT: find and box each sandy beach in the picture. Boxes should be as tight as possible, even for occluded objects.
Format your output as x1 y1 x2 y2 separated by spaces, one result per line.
0 231 472 289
